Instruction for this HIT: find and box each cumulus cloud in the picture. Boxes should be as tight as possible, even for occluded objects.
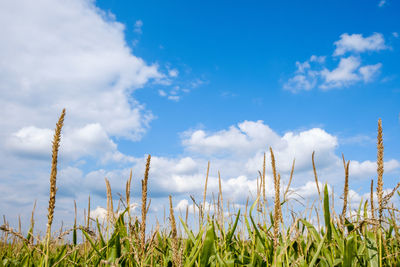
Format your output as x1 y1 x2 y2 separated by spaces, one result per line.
80 121 348 206
6 127 53 159
90 204 139 221
5 123 134 163
90 206 108 221
178 121 399 195
182 121 338 174
289 181 327 199
349 159 400 178
182 120 281 156
320 58 382 89
175 199 190 212
320 56 362 88
0 0 165 144
284 33 387 92
333 33 387 56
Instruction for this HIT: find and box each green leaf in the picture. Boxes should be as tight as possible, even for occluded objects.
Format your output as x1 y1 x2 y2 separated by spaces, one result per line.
96 218 106 248
107 230 121 263
226 210 240 245
81 229 102 258
53 245 67 264
323 184 332 241
309 233 327 267
343 234 356 267
301 220 321 243
249 212 266 250
184 230 203 267
365 232 379 267
216 252 228 267
25 227 33 243
200 221 216 266
179 216 196 244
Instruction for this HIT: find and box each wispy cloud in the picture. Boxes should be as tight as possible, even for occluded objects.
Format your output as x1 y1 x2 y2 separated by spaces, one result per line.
134 19 143 34
168 69 179 77
283 55 323 92
157 77 206 101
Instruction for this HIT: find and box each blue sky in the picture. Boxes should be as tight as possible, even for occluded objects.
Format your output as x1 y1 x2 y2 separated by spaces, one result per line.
0 0 399 230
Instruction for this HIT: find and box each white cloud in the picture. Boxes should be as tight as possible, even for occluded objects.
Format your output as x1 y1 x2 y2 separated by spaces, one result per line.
182 120 281 156
191 79 206 88
90 206 108 221
284 74 316 92
279 128 338 171
0 0 165 143
287 56 383 90
177 121 400 193
223 175 259 201
349 159 400 178
101 151 135 164
158 81 196 101
168 95 180 101
90 204 139 221
283 56 325 92
284 33 388 92
134 20 143 34
62 124 116 158
333 33 387 56
393 32 399 38
182 121 338 175
158 90 167 97
6 127 53 158
378 0 386 7
359 63 382 82
310 55 326 63
168 69 179 77
290 181 325 199
175 199 190 212
320 56 361 88
295 61 311 73
173 157 198 174
5 123 135 163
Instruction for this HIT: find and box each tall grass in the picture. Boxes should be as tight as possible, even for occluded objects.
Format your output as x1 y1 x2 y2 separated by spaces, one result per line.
1 112 400 266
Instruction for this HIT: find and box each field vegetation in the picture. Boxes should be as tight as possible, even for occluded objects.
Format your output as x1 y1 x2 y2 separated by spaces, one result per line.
1 109 400 266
